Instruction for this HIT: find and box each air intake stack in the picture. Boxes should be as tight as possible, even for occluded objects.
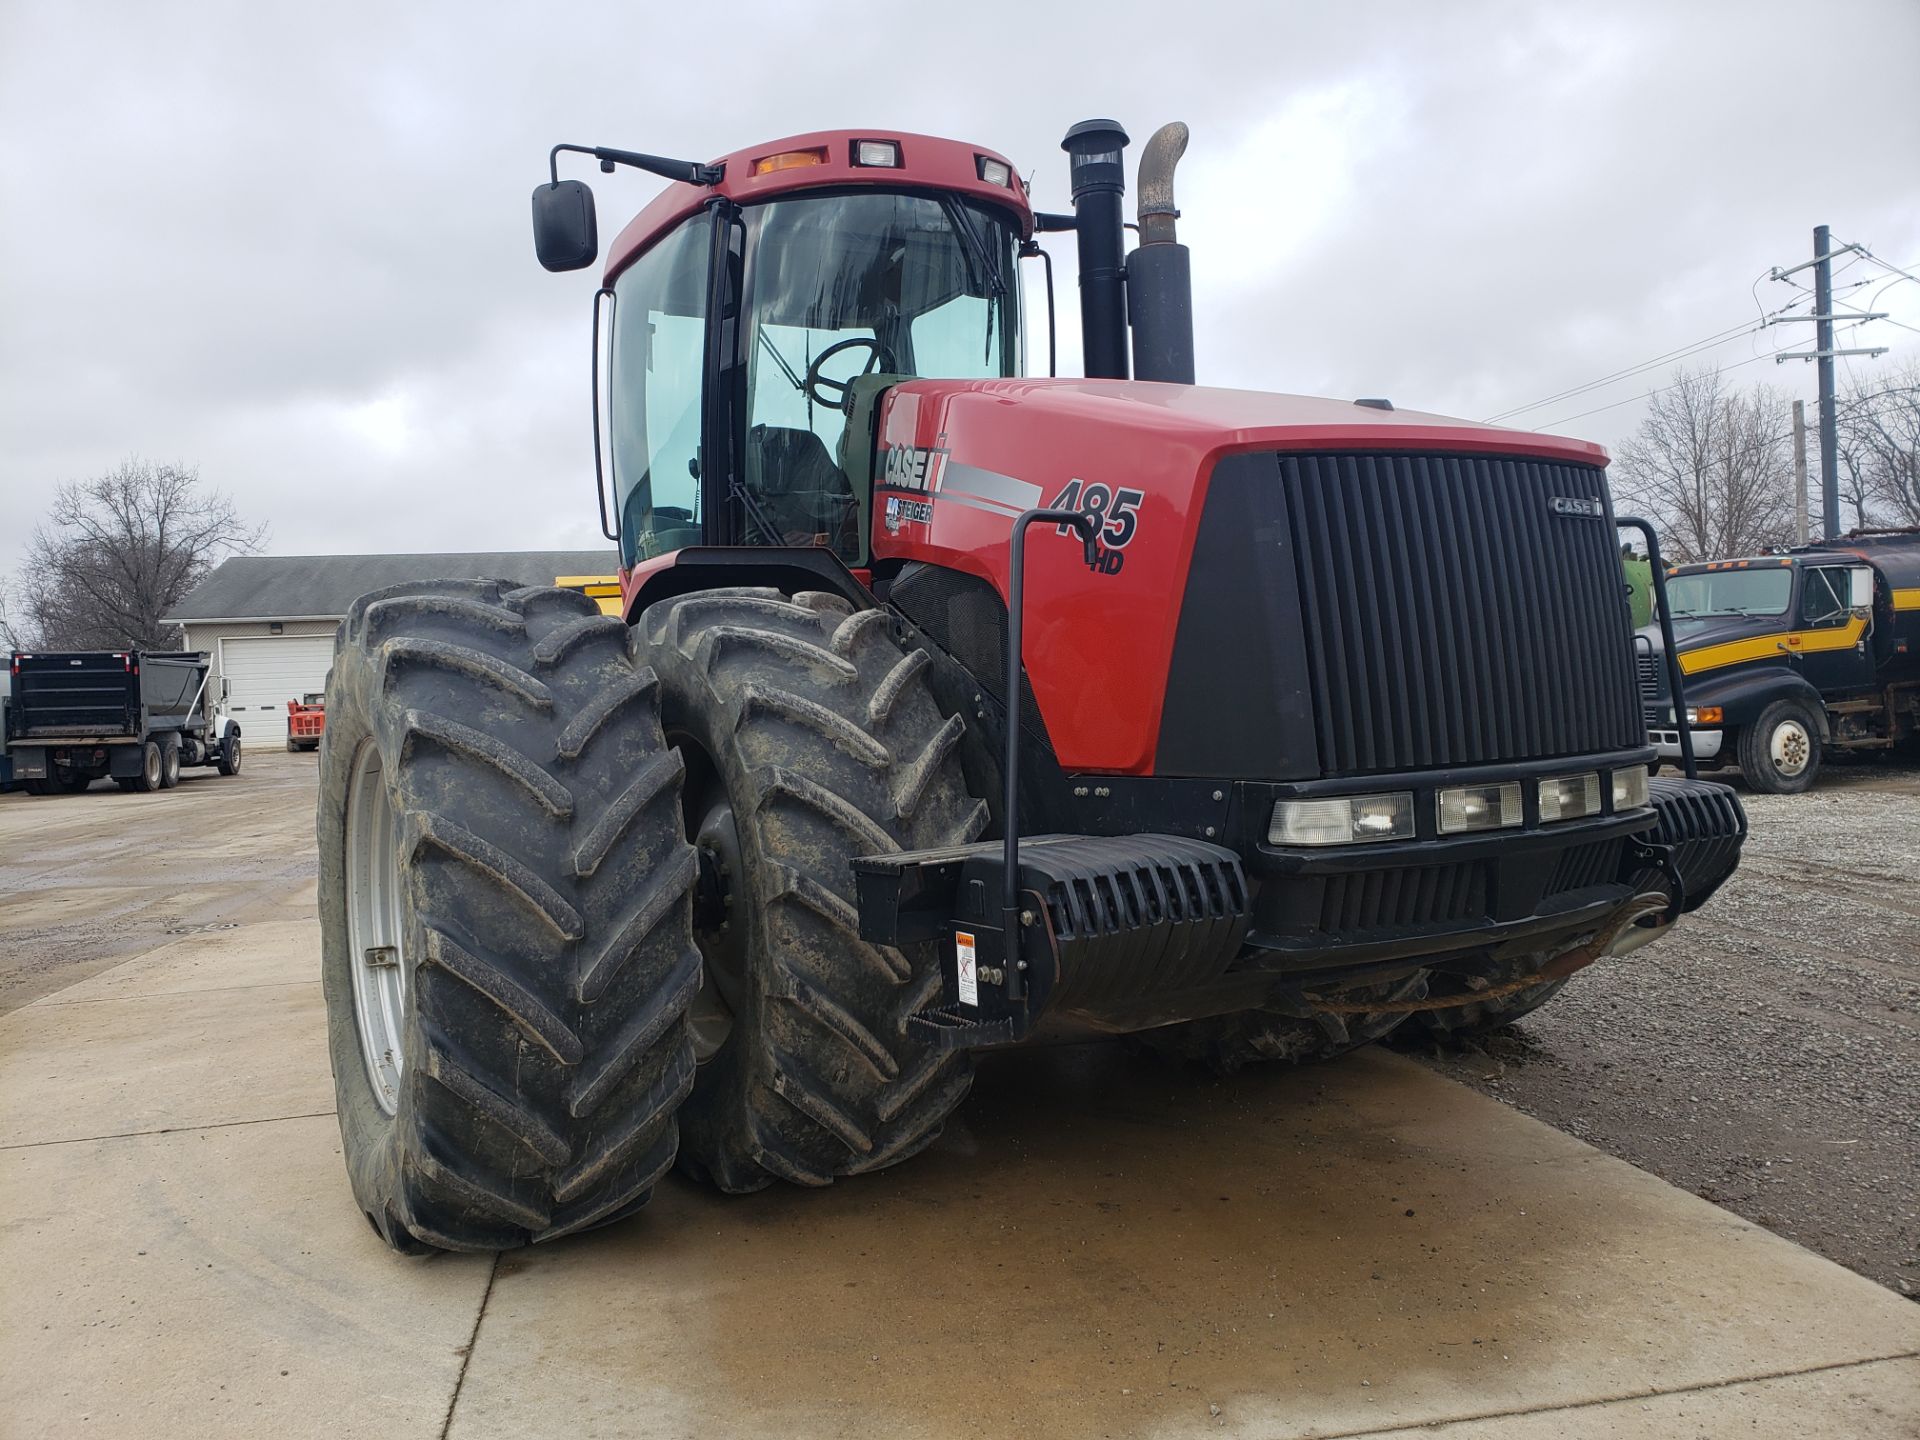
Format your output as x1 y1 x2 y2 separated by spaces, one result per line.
1062 119 1131 380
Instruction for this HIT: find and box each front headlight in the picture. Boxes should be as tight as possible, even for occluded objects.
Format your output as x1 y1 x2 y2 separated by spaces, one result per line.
1268 792 1414 846
1436 782 1523 835
1539 772 1602 822
1611 765 1649 812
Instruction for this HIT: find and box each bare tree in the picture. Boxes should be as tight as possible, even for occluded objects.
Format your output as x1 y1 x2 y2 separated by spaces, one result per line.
16 459 266 650
1611 366 1795 561
1838 361 1920 528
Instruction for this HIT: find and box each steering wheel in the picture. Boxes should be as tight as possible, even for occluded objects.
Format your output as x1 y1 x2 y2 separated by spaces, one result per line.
804 336 898 410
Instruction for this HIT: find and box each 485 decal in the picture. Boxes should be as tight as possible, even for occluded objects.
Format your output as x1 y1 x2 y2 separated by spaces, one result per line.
1046 480 1144 575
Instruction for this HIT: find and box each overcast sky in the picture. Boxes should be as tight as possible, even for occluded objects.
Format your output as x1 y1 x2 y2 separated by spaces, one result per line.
3 0 1916 582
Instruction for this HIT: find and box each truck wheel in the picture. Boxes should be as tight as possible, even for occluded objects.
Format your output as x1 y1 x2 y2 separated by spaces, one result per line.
131 741 163 793
318 579 702 1252
1400 958 1566 1042
216 731 243 775
1134 972 1428 1075
287 737 299 753
641 589 989 1194
159 736 182 789
1738 699 1822 794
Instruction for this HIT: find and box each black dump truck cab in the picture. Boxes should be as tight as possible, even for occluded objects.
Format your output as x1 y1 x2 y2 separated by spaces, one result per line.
1638 530 1920 792
6 649 243 794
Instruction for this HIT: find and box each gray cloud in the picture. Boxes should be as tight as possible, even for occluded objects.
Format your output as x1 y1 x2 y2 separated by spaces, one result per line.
4 0 1916 580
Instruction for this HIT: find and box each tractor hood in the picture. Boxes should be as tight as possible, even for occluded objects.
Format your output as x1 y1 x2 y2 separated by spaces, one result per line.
871 378 1638 777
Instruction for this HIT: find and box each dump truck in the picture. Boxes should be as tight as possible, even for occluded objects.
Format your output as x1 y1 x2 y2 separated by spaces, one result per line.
1639 529 1920 791
286 693 326 752
6 649 244 793
317 120 1749 1253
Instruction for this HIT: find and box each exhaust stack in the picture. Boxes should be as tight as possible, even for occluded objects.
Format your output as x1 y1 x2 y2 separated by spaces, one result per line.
1061 119 1131 380
1128 122 1195 384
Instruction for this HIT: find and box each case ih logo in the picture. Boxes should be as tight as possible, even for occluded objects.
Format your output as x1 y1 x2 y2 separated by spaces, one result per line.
1549 495 1605 518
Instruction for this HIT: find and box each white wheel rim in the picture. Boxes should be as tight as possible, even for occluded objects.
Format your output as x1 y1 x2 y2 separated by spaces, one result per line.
1770 718 1811 777
345 741 408 1114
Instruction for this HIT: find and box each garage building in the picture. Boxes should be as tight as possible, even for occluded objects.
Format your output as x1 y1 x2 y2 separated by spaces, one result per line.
163 551 619 746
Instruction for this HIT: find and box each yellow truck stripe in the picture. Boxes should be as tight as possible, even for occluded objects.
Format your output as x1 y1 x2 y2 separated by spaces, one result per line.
1678 615 1867 675
1894 587 1920 612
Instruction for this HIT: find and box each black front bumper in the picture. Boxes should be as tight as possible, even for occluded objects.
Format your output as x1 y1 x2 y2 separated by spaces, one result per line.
851 773 1748 1047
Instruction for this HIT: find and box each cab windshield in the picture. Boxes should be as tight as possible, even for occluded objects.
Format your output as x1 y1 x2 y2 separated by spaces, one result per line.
738 190 1022 559
608 189 1022 566
1666 568 1793 620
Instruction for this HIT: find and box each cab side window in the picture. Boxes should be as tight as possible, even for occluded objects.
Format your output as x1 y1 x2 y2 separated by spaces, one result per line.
1798 568 1852 628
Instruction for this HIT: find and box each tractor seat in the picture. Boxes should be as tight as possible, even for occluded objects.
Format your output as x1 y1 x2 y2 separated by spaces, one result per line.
745 424 859 553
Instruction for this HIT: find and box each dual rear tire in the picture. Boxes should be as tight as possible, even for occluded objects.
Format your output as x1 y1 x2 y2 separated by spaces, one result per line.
319 583 981 1251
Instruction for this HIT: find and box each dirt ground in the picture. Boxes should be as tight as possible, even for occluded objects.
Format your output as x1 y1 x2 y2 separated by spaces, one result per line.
0 752 317 1013
1414 754 1920 1298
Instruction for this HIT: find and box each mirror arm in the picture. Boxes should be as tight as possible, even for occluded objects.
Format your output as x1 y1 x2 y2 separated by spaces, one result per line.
549 143 723 188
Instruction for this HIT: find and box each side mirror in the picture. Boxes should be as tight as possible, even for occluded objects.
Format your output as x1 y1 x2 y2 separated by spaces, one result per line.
1849 567 1875 610
221 676 230 700
532 179 599 272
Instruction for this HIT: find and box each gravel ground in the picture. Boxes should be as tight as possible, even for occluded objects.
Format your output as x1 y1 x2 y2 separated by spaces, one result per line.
1412 753 1920 1298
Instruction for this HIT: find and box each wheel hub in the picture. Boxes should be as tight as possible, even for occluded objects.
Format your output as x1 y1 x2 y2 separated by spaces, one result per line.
1771 719 1811 776
345 741 408 1114
687 794 748 1063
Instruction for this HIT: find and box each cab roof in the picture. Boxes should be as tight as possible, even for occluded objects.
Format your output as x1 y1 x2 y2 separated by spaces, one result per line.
603 129 1031 284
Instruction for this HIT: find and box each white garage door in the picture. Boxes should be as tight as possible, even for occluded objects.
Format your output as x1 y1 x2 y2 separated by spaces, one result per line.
221 636 337 744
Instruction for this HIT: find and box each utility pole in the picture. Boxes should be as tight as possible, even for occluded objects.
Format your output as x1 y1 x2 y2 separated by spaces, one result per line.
1812 226 1839 539
1792 400 1809 545
1769 227 1886 540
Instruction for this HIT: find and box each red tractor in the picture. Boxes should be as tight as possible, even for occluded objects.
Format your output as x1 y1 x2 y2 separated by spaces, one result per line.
317 120 1748 1253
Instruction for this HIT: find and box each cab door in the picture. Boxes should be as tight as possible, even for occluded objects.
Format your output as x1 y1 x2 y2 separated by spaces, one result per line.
1792 565 1876 694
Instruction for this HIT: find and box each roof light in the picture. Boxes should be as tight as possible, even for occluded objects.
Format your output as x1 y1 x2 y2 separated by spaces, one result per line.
976 155 1013 188
1268 792 1414 847
753 147 827 176
852 139 901 168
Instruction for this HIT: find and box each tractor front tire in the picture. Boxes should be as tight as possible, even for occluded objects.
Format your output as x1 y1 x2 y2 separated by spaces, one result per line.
318 579 702 1252
642 588 989 1194
1135 972 1428 1075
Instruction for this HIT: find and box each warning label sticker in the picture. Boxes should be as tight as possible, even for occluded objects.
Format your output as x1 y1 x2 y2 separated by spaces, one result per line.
955 931 978 1007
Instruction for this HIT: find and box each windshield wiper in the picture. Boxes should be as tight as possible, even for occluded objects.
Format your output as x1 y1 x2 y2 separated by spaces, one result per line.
940 196 1004 299
756 330 807 393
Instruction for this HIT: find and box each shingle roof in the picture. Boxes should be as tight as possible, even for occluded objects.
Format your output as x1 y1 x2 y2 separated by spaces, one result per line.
165 550 621 623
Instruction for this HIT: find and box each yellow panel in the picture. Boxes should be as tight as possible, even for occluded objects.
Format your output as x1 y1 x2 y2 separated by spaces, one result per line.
1894 587 1920 612
1678 615 1866 676
553 575 625 617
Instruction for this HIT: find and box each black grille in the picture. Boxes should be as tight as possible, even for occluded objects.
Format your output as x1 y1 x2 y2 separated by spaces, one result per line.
1279 453 1643 774
1546 839 1624 896
1317 862 1488 933
1636 650 1660 701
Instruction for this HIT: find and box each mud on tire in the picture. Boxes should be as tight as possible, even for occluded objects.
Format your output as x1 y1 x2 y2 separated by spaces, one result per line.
319 579 702 1252
642 588 989 1194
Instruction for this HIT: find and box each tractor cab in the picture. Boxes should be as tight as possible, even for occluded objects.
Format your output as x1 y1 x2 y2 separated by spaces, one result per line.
533 135 1028 571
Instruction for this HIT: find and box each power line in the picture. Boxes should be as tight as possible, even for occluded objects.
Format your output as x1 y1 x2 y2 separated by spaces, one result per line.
1531 336 1805 431
1483 317 1769 424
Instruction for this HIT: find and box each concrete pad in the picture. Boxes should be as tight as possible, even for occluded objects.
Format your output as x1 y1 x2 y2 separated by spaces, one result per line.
29 918 318 1006
0 1115 490 1438
447 1046 1920 1440
1339 1356 1920 1438
0 981 331 1145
